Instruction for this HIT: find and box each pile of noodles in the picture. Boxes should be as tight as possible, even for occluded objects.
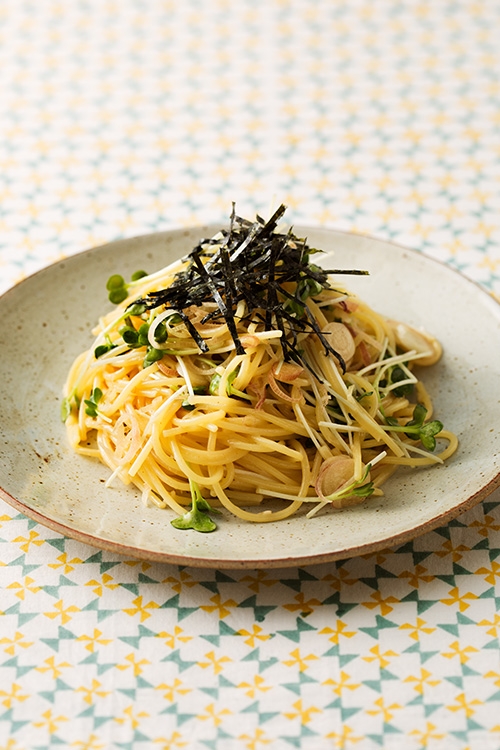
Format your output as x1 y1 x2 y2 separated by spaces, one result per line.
63 211 457 527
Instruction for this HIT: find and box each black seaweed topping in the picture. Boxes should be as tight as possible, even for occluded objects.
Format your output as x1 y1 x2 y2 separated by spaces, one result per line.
130 204 368 371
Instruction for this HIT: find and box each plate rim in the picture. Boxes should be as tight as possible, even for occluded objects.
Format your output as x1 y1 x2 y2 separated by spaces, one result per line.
1 226 500 568
1 473 499 568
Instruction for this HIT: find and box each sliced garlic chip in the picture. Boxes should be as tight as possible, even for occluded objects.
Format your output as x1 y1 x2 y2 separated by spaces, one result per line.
316 455 355 498
321 322 356 367
390 321 442 366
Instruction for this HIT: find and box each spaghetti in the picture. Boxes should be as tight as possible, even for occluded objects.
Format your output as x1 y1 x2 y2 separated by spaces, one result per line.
62 206 458 531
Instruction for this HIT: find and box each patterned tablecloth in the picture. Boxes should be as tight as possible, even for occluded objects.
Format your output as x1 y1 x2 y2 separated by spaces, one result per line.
1 1 500 748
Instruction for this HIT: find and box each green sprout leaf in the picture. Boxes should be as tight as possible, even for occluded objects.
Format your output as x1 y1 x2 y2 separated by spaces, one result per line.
137 323 150 347
109 287 128 304
84 387 103 418
61 392 81 422
208 369 251 400
94 335 117 359
106 271 149 305
153 320 168 344
117 319 166 366
298 272 323 301
171 480 218 533
119 326 140 346
95 344 113 358
405 403 427 429
106 274 125 291
61 397 71 422
106 275 128 304
384 403 443 451
390 365 414 397
355 390 373 402
171 508 217 532
126 302 147 316
226 369 252 400
324 463 375 503
419 421 444 451
143 346 163 368
131 270 148 281
351 481 375 497
209 372 221 395
182 386 207 410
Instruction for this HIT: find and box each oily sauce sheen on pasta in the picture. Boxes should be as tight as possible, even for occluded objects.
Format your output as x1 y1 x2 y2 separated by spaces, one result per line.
62 207 457 532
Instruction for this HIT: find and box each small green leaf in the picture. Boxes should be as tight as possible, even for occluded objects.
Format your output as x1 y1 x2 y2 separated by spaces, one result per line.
285 298 305 317
131 270 148 281
299 276 323 300
384 403 443 452
171 479 218 532
84 387 103 417
208 368 251 401
126 302 147 316
197 497 221 513
95 341 117 358
171 508 217 532
165 312 183 325
106 274 125 291
421 420 443 437
109 287 128 304
351 481 375 498
355 390 373 402
411 403 427 427
403 404 428 438
391 365 414 397
119 326 139 346
181 386 208 411
154 321 168 344
84 401 97 417
420 434 436 451
95 344 110 358
419 420 443 451
209 373 221 395
143 347 163 367
137 323 150 347
61 397 71 422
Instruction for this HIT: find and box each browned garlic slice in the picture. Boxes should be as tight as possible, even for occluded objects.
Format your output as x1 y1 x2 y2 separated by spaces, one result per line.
389 321 442 366
316 455 356 498
321 322 356 367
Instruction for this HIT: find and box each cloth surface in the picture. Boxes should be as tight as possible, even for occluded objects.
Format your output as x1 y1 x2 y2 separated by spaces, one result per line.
0 1 500 748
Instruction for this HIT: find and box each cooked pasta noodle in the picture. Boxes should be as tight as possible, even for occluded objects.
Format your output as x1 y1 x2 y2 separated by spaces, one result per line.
62 206 458 531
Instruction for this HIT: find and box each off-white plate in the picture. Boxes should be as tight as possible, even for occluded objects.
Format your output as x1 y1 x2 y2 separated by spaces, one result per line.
1 227 499 568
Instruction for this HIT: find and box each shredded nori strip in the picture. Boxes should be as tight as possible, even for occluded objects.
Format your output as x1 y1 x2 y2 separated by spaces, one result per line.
130 204 368 372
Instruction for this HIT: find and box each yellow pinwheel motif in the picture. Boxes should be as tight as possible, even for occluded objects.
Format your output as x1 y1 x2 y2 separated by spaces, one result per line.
0 683 29 710
156 626 193 649
284 699 321 725
75 680 111 706
76 629 113 653
0 2 499 748
7 577 41 600
237 674 271 699
236 624 272 647
123 595 159 621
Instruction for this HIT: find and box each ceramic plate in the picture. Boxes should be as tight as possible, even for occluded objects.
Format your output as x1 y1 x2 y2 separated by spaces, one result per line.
1 227 499 568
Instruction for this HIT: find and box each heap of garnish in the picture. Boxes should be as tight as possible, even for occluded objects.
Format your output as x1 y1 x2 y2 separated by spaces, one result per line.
126 203 368 372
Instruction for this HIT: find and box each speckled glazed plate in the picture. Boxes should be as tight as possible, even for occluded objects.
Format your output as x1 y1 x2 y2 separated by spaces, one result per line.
1 227 499 568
